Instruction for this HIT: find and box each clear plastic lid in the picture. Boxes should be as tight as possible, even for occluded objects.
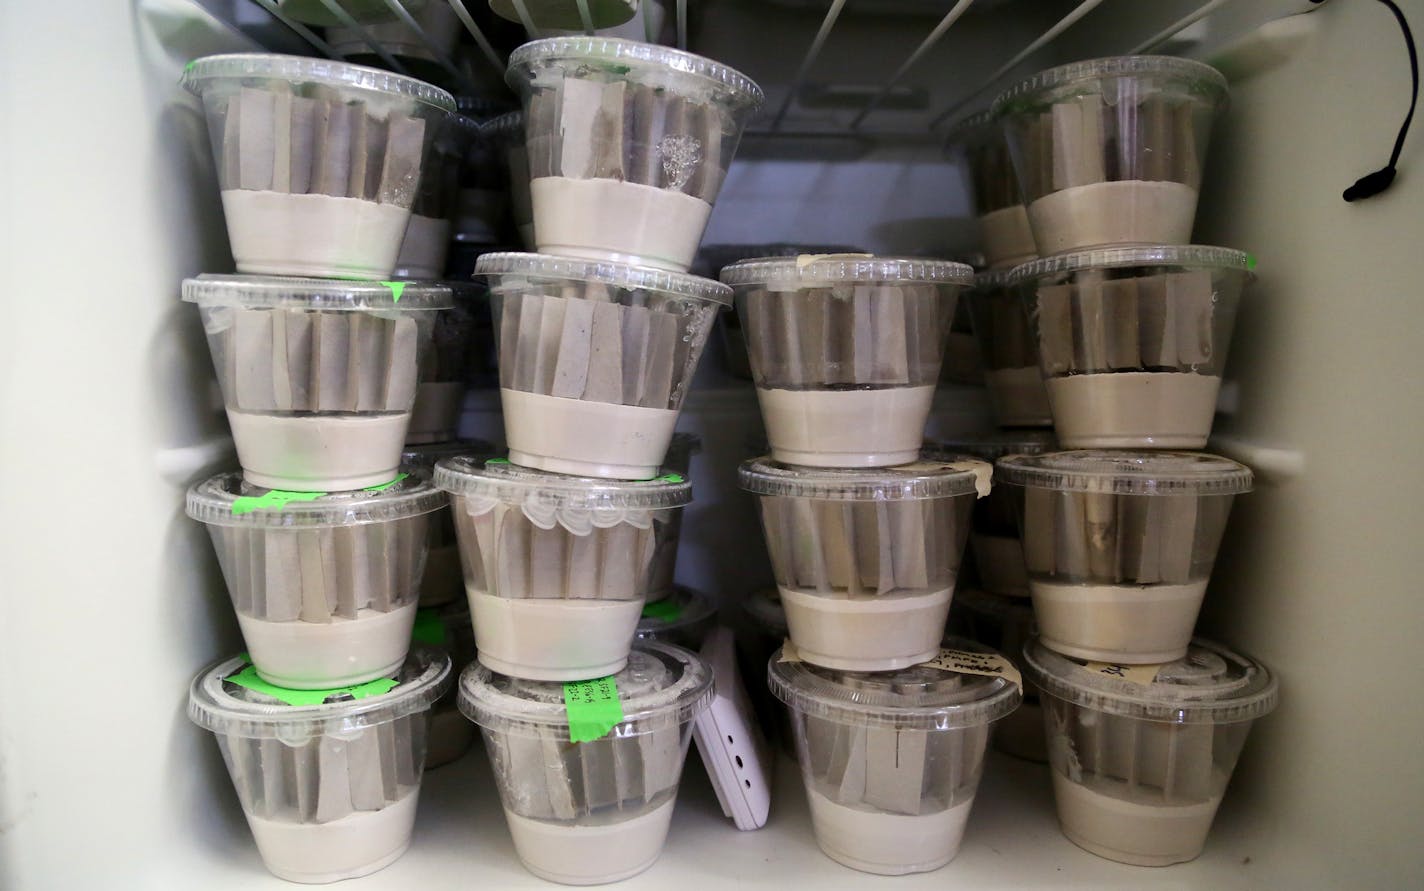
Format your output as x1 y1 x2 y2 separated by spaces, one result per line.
474 252 732 306
973 267 1019 290
506 37 764 108
636 586 717 636
769 637 1021 730
458 641 714 736
719 255 974 288
401 439 497 470
743 587 787 636
739 457 990 501
186 470 446 528
1006 245 1252 284
1025 637 1277 724
995 450 1253 497
188 646 452 739
181 275 454 310
481 110 524 142
181 53 457 111
953 588 1035 625
992 55 1227 112
923 430 1055 463
434 457 692 511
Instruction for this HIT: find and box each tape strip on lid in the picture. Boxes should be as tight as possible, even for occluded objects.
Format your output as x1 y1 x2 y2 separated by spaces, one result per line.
506 37 764 107
991 55 1228 113
739 457 990 501
719 255 974 288
186 469 446 527
181 274 454 310
474 252 732 305
434 457 692 511
1006 245 1252 284
181 53 457 111
995 450 1253 496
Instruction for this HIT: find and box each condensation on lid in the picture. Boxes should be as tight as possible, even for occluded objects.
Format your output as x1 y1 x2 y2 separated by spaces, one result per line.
434 456 692 511
182 53 457 111
181 274 454 310
995 450 1253 496
474 252 732 305
186 469 446 528
1006 245 1252 284
991 55 1228 113
739 457 990 501
719 255 974 288
506 37 764 107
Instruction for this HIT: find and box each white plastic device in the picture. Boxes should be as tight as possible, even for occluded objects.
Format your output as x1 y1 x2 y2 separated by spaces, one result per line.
693 625 773 830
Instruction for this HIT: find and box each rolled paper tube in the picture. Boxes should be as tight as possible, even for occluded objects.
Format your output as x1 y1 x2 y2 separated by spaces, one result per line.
498 508 531 598
1156 495 1200 584
315 735 354 823
1102 278 1142 371
1055 490 1091 580
258 737 288 819
559 77 606 179
542 733 579 820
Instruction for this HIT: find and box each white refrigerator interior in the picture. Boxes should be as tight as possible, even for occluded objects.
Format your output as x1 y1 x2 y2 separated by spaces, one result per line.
1 0 1421 888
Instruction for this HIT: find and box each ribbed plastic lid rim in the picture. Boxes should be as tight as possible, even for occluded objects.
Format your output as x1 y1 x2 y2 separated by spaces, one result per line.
923 431 1056 463
188 646 452 738
995 450 1253 496
1024 637 1278 724
435 457 692 510
401 439 498 469
739 457 988 500
506 37 764 107
475 252 732 305
182 274 454 310
991 55 1228 112
481 110 524 140
1006 245 1252 285
637 586 717 633
186 470 447 527
720 255 974 287
768 637 1022 730
181 53 457 111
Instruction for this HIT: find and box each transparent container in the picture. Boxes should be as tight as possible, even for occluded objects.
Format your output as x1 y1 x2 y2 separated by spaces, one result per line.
946 110 1038 269
1025 637 1278 866
403 440 498 607
997 451 1252 664
947 589 1044 762
404 281 483 445
1010 245 1252 448
392 111 480 280
477 252 731 479
506 37 764 272
963 268 1052 427
183 275 453 491
484 111 535 249
635 585 717 649
770 638 1021 875
646 432 701 601
187 471 445 689
188 647 451 883
182 54 456 279
993 56 1228 254
923 431 1055 598
740 457 989 670
459 642 714 884
411 599 479 769
435 457 693 680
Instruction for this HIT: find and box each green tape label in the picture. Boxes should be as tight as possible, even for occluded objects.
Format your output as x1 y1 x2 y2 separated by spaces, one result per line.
563 676 624 743
487 458 511 465
641 599 682 622
1246 254 1258 270
411 609 447 647
231 489 325 515
225 660 398 706
381 281 407 303
363 472 408 493
653 473 684 484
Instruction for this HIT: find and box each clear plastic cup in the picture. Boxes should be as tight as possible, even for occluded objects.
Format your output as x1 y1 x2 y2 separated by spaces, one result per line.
722 256 974 467
484 111 535 250
769 638 1022 875
946 110 1038 269
739 457 989 670
1025 637 1278 866
403 440 497 608
403 282 482 445
182 54 456 279
997 451 1252 664
947 589 1044 762
924 431 1055 598
993 56 1228 254
963 269 1052 427
411 600 479 769
635 585 717 649
646 432 701 601
459 642 714 884
392 111 480 280
1010 245 1252 448
476 252 731 479
506 37 764 272
188 647 451 883
434 456 692 680
183 275 453 491
188 470 444 688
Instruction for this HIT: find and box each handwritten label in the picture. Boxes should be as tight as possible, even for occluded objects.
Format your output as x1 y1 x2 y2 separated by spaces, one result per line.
225 661 398 706
1082 661 1163 685
563 676 624 743
641 599 683 622
921 648 1022 689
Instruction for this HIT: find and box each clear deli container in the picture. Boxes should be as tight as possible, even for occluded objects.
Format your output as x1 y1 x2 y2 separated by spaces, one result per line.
483 111 535 249
740 457 990 670
188 470 445 688
403 281 483 445
392 111 481 280
1010 246 1252 448
635 585 718 649
188 647 451 882
769 638 1022 875
183 275 453 491
435 456 692 680
646 432 702 601
403 439 497 607
182 54 456 279
477 252 731 479
411 600 479 769
459 642 714 884
963 268 1052 427
946 110 1038 269
722 256 974 467
993 56 1228 254
997 451 1252 664
947 589 1044 762
1025 637 1278 866
506 37 764 272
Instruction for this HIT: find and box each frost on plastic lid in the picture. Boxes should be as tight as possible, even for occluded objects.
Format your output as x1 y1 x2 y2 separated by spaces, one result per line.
1007 245 1251 284
636 586 717 637
186 470 446 528
924 431 1055 463
995 450 1253 497
475 252 733 305
1025 637 1277 724
181 275 454 310
991 55 1228 113
719 255 974 288
181 53 457 111
506 37 764 108
769 637 1021 730
739 457 989 501
188 646 452 739
401 439 497 470
458 642 714 737
743 587 788 636
434 457 692 511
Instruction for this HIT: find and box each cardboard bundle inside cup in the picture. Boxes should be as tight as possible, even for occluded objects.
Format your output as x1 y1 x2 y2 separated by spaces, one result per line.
1055 703 1216 803
1018 93 1200 195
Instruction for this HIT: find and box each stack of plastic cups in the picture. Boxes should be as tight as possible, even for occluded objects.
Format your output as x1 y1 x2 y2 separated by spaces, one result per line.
982 55 1280 867
722 254 1030 875
178 52 467 880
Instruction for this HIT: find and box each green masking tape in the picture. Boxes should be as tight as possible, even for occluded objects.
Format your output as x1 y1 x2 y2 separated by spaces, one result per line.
1246 254 1258 270
653 473 684 484
411 609 447 647
563 676 624 743
487 458 511 465
363 472 408 493
641 599 682 622
231 489 325 515
225 660 398 706
380 281 407 303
